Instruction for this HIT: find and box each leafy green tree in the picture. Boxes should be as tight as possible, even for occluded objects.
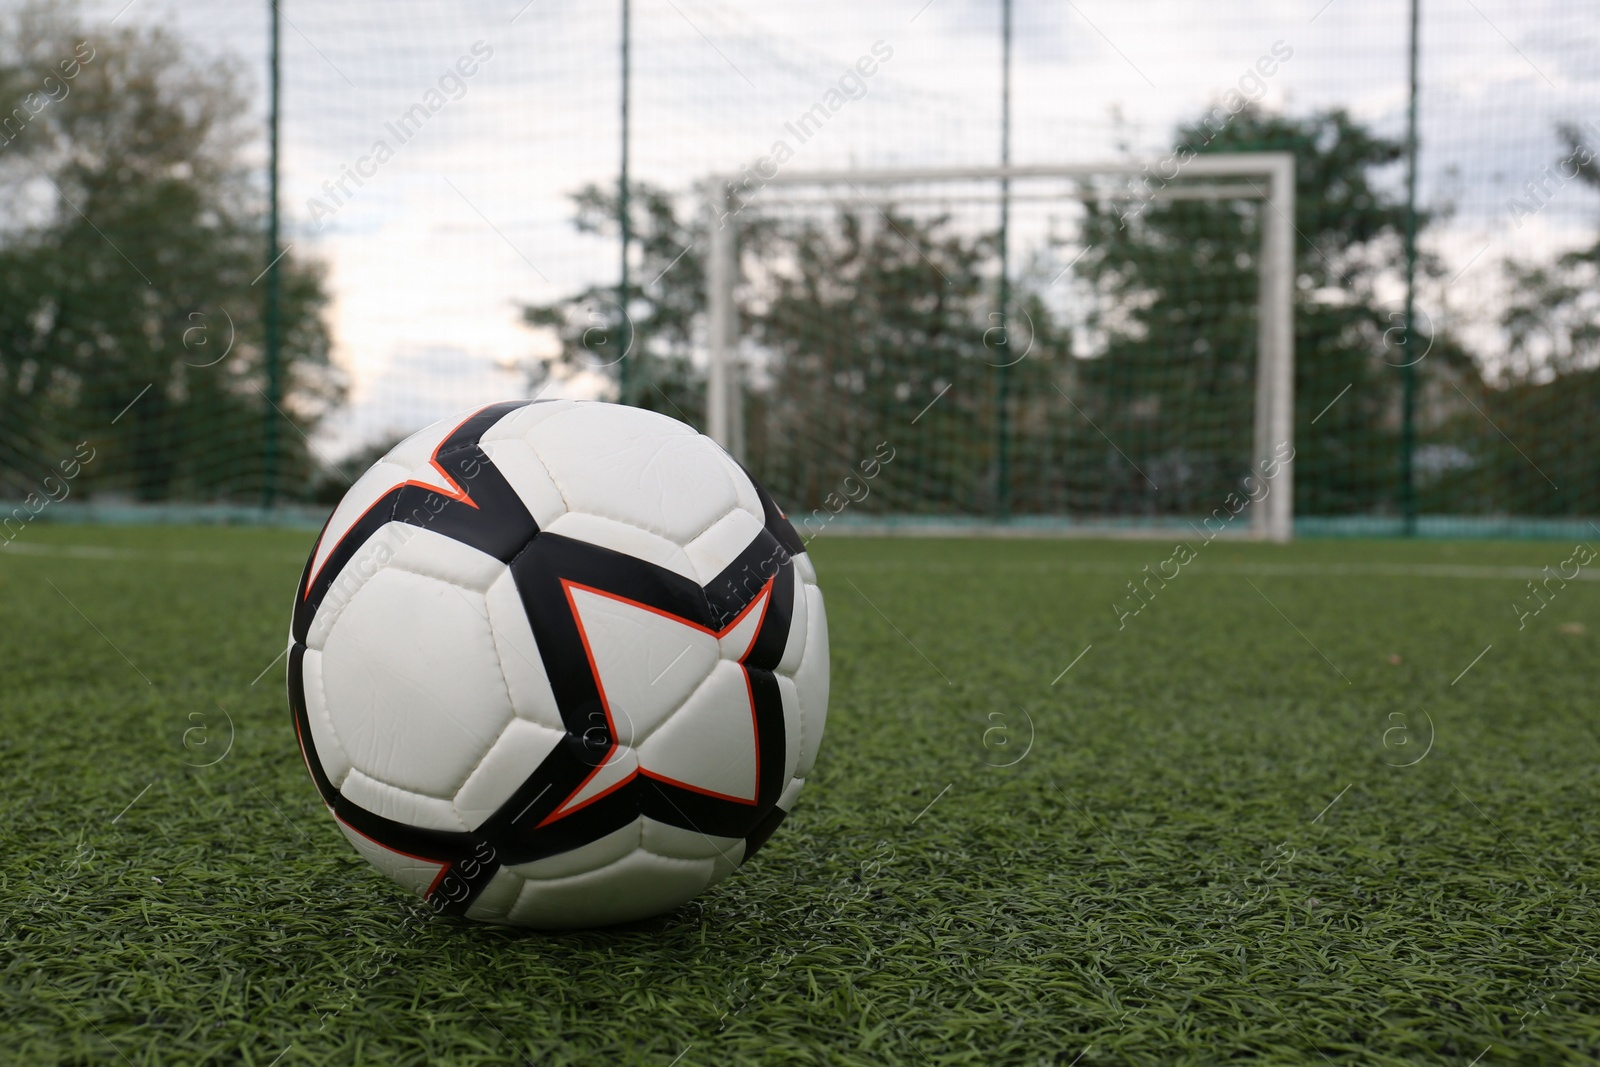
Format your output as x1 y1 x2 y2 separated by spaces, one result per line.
1501 125 1600 376
1077 107 1425 516
524 183 1076 516
521 182 708 426
1470 124 1600 515
748 208 1072 516
0 4 337 502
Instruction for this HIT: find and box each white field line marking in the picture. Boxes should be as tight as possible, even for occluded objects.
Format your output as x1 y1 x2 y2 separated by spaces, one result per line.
0 542 307 564
821 560 1600 582
10 544 1586 585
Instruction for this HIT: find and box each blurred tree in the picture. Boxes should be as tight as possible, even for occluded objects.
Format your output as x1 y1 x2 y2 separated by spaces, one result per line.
1476 122 1600 515
748 207 1072 515
522 183 1074 515
1501 124 1600 379
521 182 709 428
0 3 338 502
1078 107 1429 516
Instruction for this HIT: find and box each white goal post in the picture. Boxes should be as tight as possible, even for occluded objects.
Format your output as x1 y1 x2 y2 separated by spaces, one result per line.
704 153 1296 541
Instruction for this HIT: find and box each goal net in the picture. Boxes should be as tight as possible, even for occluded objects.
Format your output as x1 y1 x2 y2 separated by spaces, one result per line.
703 155 1295 541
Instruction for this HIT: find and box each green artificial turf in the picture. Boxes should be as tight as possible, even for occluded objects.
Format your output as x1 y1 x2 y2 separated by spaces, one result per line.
2 525 1598 1065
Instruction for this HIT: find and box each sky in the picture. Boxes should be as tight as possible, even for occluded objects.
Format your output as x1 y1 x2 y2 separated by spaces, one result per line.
68 0 1600 457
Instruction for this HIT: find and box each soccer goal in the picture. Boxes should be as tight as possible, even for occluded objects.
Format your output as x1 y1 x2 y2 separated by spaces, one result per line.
702 154 1295 541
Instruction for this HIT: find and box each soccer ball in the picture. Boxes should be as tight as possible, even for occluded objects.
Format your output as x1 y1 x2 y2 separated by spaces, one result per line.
285 400 829 928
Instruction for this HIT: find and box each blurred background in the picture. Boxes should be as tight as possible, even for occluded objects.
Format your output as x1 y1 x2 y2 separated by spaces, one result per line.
0 0 1595 536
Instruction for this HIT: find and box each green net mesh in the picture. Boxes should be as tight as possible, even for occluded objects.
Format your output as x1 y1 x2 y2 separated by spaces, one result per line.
732 173 1274 530
0 1 1594 536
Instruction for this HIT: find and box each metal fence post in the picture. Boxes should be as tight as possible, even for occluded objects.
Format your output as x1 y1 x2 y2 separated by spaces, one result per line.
262 0 283 509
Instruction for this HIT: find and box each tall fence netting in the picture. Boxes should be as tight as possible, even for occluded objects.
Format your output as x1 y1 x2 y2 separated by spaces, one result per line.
0 0 1594 535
